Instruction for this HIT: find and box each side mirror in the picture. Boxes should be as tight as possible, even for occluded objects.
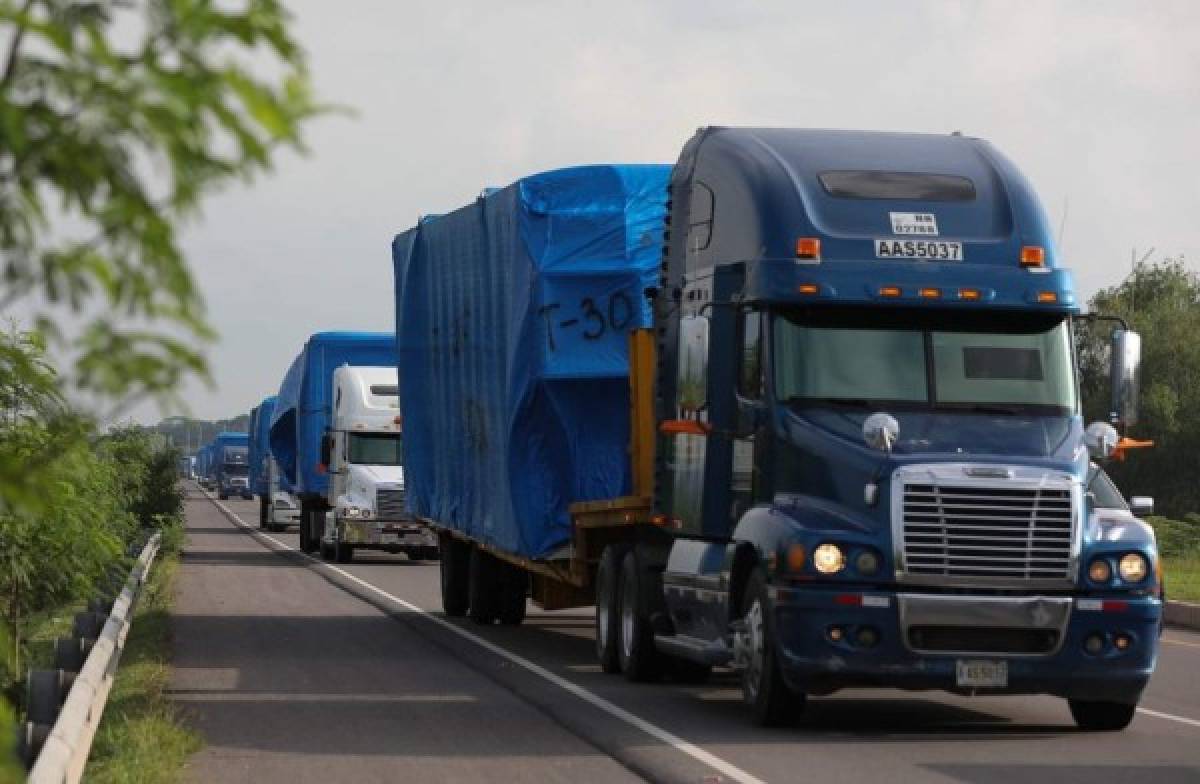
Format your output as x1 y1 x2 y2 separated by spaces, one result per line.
1129 496 1154 517
1084 421 1119 460
320 432 333 466
863 412 900 453
1110 329 1141 427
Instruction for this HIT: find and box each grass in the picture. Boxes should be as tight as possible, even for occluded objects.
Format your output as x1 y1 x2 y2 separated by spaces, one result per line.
83 522 202 784
1164 553 1200 604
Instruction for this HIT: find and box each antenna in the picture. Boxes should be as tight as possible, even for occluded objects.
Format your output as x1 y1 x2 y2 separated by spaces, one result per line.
1057 196 1069 249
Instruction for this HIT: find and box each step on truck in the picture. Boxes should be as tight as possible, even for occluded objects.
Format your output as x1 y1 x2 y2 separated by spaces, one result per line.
249 396 301 532
269 332 438 562
392 128 1159 729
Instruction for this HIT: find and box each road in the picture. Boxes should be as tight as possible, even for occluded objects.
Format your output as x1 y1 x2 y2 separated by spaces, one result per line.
172 488 1200 783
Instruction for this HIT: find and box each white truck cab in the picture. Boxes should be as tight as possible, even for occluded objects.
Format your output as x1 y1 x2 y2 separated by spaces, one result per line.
319 365 437 563
261 455 301 532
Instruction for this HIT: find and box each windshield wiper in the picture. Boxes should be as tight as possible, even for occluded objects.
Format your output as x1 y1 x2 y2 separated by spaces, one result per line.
783 396 872 409
950 403 1022 416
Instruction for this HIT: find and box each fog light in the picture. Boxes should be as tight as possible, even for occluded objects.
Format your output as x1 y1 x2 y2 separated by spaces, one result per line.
856 627 879 648
1084 634 1105 655
855 550 880 575
1088 559 1111 583
1114 633 1132 651
1118 553 1149 583
813 543 846 574
827 626 845 642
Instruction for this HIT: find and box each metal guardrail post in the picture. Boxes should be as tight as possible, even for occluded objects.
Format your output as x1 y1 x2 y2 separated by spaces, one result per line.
25 531 163 784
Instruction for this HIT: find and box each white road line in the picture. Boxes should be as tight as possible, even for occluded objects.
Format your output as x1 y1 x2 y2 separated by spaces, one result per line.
1136 707 1200 728
1162 636 1200 650
206 496 767 784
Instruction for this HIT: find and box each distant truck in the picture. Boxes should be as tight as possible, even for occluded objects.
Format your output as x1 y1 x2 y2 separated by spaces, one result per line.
393 130 1160 730
269 332 437 562
177 455 195 480
212 431 251 500
195 444 214 489
249 396 300 531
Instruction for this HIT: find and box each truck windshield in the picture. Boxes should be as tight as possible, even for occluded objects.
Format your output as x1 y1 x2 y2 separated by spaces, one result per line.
223 463 249 476
772 308 1077 414
347 432 403 466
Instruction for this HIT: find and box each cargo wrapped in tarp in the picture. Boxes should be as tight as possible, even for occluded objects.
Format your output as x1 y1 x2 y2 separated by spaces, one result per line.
392 164 670 559
248 396 276 497
269 332 397 498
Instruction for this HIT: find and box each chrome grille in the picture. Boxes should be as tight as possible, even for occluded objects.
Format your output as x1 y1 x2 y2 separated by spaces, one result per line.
901 481 1074 581
376 488 407 519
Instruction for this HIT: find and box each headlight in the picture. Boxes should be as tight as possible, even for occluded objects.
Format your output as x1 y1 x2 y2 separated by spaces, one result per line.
813 543 846 574
344 507 361 519
1088 559 1112 583
1118 553 1149 583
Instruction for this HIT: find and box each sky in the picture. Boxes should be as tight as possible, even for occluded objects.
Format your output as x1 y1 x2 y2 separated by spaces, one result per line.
159 0 1200 424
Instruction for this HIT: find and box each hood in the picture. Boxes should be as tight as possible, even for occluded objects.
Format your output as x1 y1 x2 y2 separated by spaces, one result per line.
347 464 404 488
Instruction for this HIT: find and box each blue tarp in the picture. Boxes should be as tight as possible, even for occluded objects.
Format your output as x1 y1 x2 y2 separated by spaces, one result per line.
268 332 397 498
248 396 276 497
392 164 670 559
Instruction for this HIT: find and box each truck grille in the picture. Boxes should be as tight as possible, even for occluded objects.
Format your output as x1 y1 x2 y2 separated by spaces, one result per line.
901 482 1074 581
376 488 407 519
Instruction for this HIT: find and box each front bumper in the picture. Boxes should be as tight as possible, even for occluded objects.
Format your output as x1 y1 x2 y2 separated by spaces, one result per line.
771 584 1160 703
341 519 436 549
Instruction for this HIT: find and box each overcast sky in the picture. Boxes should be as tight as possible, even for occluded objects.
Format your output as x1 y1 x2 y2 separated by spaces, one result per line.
157 0 1200 424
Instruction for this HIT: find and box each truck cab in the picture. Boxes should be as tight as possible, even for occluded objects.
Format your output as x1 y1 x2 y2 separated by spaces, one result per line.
647 128 1159 729
318 366 437 563
216 443 251 500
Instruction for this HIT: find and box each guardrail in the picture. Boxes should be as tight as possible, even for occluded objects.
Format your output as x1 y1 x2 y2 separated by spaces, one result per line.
19 531 163 783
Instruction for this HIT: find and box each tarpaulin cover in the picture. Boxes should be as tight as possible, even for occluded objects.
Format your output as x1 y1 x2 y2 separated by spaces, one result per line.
248 397 276 496
392 164 670 559
269 332 397 497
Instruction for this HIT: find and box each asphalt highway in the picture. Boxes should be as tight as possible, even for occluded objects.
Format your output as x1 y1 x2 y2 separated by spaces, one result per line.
172 488 1200 783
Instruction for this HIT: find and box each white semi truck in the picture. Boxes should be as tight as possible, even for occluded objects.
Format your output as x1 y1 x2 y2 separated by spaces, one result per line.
318 366 438 563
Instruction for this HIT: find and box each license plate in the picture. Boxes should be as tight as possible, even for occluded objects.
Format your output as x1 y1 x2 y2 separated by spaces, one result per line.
956 659 1008 689
875 239 963 260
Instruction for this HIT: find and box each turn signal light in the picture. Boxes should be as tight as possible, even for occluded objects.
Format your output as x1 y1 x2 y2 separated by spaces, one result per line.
1037 291 1058 303
919 287 941 299
798 283 820 295
786 544 807 572
958 288 982 301
1020 246 1046 267
795 237 822 260
878 285 902 298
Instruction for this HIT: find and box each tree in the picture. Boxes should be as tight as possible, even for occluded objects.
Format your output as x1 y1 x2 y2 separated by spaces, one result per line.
0 0 318 498
1078 258 1200 516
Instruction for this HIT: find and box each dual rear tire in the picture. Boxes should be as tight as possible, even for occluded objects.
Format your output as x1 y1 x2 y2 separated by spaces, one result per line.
439 535 527 625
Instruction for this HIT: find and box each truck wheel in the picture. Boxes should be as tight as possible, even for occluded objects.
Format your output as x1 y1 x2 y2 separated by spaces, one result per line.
1068 699 1137 731
440 534 470 617
618 550 662 682
740 568 804 726
258 497 268 529
420 545 441 562
468 547 500 625
335 542 354 563
298 509 309 551
595 544 627 674
498 563 528 626
218 491 228 500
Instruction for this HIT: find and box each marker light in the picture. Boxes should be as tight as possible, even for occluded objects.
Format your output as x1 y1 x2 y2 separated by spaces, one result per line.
878 286 902 298
813 543 846 574
1037 291 1059 303
798 283 820 295
795 237 822 260
786 544 807 572
855 551 880 575
919 287 941 299
1020 246 1046 267
1088 559 1112 583
1118 553 1149 582
958 288 982 301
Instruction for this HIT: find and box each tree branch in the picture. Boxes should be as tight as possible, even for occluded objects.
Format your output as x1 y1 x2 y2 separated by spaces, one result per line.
1 0 37 90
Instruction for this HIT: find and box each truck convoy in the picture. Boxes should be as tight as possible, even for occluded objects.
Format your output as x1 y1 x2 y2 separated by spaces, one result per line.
393 128 1160 730
249 397 300 531
211 431 251 500
269 332 437 562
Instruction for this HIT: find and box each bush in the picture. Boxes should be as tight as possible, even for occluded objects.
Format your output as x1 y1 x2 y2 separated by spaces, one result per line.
1148 514 1200 559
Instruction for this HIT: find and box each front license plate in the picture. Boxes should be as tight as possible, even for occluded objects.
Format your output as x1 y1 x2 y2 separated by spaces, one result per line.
956 659 1008 689
875 239 963 260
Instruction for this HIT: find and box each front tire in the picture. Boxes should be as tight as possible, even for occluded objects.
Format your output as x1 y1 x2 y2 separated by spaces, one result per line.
595 544 626 674
618 550 661 682
440 534 471 617
468 547 500 625
740 568 805 726
1069 699 1137 731
259 497 268 529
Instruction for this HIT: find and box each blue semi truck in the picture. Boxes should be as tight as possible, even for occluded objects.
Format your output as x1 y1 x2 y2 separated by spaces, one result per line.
394 128 1159 730
211 431 251 500
249 396 300 531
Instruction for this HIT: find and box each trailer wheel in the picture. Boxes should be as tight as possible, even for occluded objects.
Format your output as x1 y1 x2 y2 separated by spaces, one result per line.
739 568 804 726
498 563 528 625
298 508 309 551
618 550 662 682
595 544 627 673
468 547 500 624
440 534 470 616
1068 699 1137 731
335 542 354 563
304 509 323 554
259 497 268 529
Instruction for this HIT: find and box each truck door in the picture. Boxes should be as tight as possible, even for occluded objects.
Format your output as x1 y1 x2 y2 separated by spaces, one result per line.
732 310 765 521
